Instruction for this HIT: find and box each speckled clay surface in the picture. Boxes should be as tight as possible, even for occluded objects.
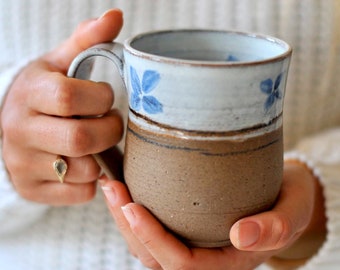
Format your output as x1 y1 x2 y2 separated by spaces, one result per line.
124 115 283 247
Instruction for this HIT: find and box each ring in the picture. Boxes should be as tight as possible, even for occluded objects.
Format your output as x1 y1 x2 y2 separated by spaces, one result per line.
53 156 68 184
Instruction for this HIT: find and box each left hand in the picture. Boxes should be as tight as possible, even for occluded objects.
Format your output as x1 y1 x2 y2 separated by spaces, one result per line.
100 161 321 270
0 9 124 205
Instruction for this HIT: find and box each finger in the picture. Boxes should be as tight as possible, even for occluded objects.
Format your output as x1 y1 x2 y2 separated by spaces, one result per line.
122 203 274 270
34 182 97 206
4 145 99 205
4 146 100 184
42 9 123 72
121 202 191 269
230 162 315 251
12 177 97 206
26 110 124 157
120 203 235 269
100 178 161 269
27 62 114 117
49 155 101 184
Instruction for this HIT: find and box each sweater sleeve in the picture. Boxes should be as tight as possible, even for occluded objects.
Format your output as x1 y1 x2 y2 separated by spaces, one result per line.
0 60 49 236
286 128 340 269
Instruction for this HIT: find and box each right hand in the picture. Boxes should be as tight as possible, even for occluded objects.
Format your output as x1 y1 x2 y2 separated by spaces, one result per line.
0 9 124 205
100 161 326 270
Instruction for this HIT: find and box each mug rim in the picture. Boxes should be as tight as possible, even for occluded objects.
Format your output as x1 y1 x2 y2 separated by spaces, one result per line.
124 29 292 67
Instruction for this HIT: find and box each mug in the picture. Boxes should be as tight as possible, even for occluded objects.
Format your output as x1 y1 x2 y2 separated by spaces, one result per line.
68 29 292 247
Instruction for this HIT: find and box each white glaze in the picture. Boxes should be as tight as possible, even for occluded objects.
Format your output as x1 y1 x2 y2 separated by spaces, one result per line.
123 30 291 132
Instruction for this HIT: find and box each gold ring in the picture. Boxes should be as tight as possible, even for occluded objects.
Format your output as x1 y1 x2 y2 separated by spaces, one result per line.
53 156 68 184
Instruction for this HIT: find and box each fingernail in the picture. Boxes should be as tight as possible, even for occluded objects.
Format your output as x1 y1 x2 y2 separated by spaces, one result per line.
235 221 260 248
99 8 122 20
121 205 136 226
101 185 116 205
99 10 111 20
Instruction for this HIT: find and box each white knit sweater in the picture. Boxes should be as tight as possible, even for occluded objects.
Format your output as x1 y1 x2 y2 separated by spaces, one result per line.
0 0 340 269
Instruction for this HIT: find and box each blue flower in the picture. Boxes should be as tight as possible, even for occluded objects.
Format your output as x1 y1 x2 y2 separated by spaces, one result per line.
129 66 163 114
226 55 239 61
260 73 283 112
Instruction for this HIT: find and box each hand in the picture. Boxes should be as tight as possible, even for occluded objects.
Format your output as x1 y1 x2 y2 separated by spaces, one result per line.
0 9 124 205
100 161 326 270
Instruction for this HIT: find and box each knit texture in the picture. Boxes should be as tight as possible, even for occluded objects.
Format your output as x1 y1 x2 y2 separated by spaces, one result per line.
0 0 340 269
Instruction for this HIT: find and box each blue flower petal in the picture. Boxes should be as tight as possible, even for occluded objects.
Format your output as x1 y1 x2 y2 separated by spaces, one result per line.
274 89 282 99
226 55 239 61
130 91 142 111
142 70 160 93
130 66 141 94
274 73 282 90
142 95 163 114
260 79 273 95
264 94 275 111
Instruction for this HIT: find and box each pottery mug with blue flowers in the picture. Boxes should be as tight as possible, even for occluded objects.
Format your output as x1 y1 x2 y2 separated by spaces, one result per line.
68 29 292 247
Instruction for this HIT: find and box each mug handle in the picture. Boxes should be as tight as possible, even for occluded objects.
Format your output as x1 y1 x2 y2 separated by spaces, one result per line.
67 42 125 181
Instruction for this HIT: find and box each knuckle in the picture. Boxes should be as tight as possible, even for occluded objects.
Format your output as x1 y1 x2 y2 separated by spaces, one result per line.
2 151 26 181
1 114 13 134
15 185 37 202
99 82 114 105
138 255 161 269
2 112 22 140
272 212 294 249
3 151 20 174
73 20 91 41
65 123 93 156
53 76 75 116
82 158 101 181
76 20 88 31
111 110 125 137
81 185 96 202
68 183 96 203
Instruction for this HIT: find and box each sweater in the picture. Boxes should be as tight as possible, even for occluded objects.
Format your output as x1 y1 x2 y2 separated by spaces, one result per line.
0 0 340 269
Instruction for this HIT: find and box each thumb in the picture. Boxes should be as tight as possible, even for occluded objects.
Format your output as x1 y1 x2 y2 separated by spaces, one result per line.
42 9 123 72
229 162 315 252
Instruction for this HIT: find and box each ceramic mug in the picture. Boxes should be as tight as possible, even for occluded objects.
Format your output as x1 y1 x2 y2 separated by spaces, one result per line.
68 29 292 247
